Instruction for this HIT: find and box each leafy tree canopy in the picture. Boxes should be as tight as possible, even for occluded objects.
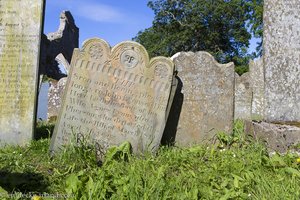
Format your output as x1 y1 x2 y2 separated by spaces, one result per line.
133 0 263 74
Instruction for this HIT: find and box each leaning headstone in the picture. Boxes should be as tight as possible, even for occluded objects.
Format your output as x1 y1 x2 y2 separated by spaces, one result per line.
234 72 252 120
249 58 264 120
264 0 300 122
50 38 174 154
173 52 235 146
0 0 44 146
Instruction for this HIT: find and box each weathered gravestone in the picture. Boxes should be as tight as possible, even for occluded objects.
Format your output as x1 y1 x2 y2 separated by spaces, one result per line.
0 0 44 145
234 72 252 120
172 52 235 145
48 77 67 122
249 58 264 120
50 38 174 154
264 0 300 122
47 54 70 122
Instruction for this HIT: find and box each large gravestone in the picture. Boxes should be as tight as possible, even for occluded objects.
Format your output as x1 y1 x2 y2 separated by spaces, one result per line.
264 0 300 122
249 58 264 120
173 52 235 145
50 38 174 154
234 72 252 120
0 0 44 145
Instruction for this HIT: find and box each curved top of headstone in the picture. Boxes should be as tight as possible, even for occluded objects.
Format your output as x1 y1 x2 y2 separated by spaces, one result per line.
73 38 174 83
172 51 234 72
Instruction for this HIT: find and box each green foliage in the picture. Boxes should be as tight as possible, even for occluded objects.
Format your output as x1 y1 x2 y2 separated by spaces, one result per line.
0 121 300 199
134 0 263 73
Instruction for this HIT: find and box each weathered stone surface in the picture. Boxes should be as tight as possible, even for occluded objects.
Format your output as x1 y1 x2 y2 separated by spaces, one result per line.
47 78 67 122
264 0 300 122
50 38 174 155
249 58 264 120
40 11 79 80
244 121 300 153
234 72 252 120
0 0 44 146
172 52 235 145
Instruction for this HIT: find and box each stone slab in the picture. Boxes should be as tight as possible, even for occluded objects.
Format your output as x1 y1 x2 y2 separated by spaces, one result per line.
50 38 174 155
0 0 44 146
173 51 235 145
244 121 300 154
249 58 264 120
263 0 300 122
47 77 67 122
234 72 252 120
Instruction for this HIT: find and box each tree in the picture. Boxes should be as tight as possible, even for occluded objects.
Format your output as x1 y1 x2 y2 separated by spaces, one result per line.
133 0 263 74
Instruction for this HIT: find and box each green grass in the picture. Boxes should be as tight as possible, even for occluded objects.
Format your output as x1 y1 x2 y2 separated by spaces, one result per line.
0 121 300 200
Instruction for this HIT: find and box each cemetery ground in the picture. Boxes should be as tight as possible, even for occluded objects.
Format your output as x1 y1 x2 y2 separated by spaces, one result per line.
0 121 300 199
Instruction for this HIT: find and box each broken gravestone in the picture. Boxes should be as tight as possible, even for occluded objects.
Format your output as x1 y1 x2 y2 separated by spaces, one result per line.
264 0 300 122
0 0 44 146
172 51 235 146
234 72 252 120
50 38 174 155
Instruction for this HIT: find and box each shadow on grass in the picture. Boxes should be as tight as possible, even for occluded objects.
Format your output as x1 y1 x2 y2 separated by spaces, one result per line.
0 170 50 193
35 121 55 140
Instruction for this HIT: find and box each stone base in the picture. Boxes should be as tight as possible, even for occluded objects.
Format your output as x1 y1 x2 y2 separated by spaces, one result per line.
244 121 300 154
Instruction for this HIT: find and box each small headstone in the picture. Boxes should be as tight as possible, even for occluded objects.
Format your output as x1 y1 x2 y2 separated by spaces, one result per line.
264 0 300 122
50 38 174 154
0 0 44 145
47 54 70 122
234 72 252 120
249 58 264 120
173 51 235 145
47 78 67 122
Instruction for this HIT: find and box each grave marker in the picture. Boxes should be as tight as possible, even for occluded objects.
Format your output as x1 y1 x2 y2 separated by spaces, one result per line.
249 58 264 120
264 0 300 122
0 0 44 145
173 51 235 145
234 72 252 120
50 38 174 154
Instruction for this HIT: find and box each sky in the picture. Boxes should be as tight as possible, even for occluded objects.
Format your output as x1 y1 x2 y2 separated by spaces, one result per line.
44 0 259 53
44 0 154 47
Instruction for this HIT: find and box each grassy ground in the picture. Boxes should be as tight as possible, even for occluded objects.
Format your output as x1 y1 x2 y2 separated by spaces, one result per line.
0 121 300 200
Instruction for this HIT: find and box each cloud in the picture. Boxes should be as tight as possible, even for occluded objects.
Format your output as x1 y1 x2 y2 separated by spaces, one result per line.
47 0 125 23
77 4 124 23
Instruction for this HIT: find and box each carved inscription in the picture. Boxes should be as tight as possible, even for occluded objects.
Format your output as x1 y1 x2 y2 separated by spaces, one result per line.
0 0 44 145
50 39 174 154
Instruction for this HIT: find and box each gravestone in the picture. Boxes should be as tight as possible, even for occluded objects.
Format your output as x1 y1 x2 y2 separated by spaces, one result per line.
249 58 264 120
47 78 67 122
173 51 235 145
47 54 70 122
264 0 300 122
234 72 252 120
50 38 174 154
0 0 44 145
